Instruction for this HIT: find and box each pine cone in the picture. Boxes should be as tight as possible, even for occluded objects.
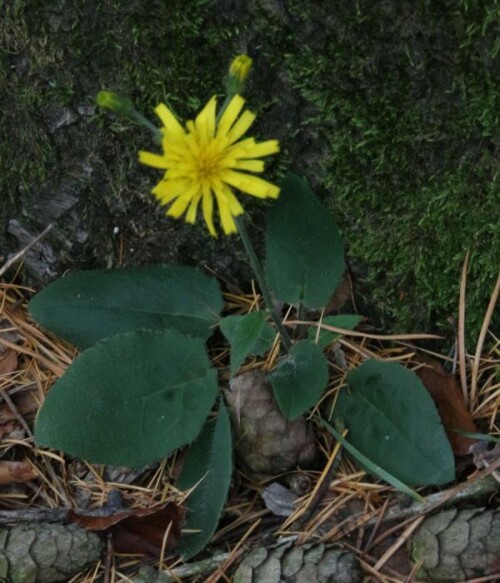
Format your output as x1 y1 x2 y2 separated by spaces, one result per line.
0 522 102 582
233 540 362 583
411 508 500 581
224 370 316 476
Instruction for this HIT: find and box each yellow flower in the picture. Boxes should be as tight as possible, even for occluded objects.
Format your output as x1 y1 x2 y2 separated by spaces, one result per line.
138 94 280 236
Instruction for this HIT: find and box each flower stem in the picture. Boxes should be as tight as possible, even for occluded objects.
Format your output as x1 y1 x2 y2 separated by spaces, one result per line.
131 110 163 143
236 216 292 353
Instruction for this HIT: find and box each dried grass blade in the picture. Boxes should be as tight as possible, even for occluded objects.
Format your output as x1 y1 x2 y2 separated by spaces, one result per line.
471 270 500 406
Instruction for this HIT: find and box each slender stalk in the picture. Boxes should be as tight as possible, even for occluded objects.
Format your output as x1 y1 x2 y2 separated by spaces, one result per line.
131 110 163 142
215 94 232 124
236 216 292 352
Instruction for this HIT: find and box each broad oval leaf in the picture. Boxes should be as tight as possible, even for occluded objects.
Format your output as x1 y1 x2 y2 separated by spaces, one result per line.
308 314 363 349
269 340 329 419
321 419 424 502
34 329 219 466
220 312 275 376
265 173 345 309
335 360 455 486
29 265 223 349
178 401 232 559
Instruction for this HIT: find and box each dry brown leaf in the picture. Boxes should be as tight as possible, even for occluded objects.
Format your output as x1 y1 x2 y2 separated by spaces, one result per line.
0 391 38 424
416 358 478 456
0 460 38 485
69 502 183 556
0 349 18 375
0 420 17 439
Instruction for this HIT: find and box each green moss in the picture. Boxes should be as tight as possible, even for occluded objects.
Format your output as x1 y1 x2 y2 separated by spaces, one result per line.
1 0 497 341
284 0 499 340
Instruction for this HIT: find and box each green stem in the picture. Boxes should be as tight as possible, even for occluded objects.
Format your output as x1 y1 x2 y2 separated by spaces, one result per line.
216 94 232 124
131 110 163 142
236 216 292 352
295 303 308 339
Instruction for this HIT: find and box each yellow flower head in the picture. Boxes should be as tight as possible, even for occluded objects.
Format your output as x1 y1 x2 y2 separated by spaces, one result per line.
139 95 280 236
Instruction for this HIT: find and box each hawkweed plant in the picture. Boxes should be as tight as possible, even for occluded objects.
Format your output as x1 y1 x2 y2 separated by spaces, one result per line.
31 55 456 559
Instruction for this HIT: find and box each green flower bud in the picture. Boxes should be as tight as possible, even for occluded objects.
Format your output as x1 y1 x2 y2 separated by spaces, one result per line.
229 54 252 82
226 54 253 96
96 91 134 117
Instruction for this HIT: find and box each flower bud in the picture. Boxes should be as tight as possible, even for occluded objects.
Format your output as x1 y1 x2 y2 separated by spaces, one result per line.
96 91 134 117
229 54 252 82
226 54 253 96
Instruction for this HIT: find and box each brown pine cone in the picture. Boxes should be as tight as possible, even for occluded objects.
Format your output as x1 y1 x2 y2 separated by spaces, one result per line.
224 369 317 476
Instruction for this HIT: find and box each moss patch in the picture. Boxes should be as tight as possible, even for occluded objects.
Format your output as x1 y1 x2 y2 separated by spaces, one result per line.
1 0 497 341
284 0 499 339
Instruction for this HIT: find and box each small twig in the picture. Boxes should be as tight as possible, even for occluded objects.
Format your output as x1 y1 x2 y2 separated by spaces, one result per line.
0 383 37 400
0 223 54 278
373 515 424 571
367 461 500 528
363 497 390 552
202 519 259 583
160 551 234 579
0 390 33 437
0 508 69 524
287 320 441 341
104 532 114 583
296 447 343 532
405 558 424 583
458 251 469 404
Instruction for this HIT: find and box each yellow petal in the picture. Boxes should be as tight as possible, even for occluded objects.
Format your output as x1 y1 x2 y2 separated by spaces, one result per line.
138 151 169 169
201 184 216 236
226 110 256 144
161 140 189 162
167 196 191 218
215 196 237 234
217 95 245 137
237 139 280 159
222 187 244 216
152 179 189 204
186 191 202 223
222 170 280 199
167 168 192 179
167 184 199 218
233 160 265 172
195 96 217 139
155 103 184 136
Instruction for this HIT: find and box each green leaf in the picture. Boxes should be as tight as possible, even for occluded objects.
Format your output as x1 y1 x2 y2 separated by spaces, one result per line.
321 418 424 502
220 312 275 375
265 173 345 309
29 265 223 349
308 314 363 349
178 401 232 559
269 340 328 419
452 429 500 444
34 329 218 466
335 360 455 486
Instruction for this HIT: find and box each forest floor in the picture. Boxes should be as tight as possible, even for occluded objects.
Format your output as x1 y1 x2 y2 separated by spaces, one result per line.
0 269 499 582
